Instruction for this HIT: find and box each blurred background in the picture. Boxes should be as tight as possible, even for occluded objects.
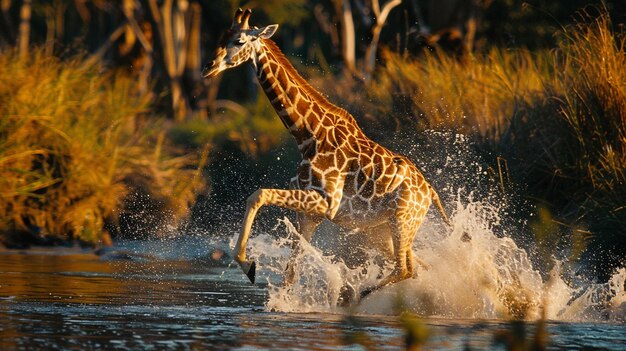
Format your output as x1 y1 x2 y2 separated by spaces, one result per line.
0 0 624 280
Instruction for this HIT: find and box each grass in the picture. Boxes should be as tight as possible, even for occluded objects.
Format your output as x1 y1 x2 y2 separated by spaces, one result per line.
318 9 625 275
0 49 206 245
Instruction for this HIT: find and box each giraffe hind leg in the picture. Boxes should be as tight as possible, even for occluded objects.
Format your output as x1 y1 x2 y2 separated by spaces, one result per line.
359 231 409 300
337 224 394 306
359 220 409 299
359 201 426 299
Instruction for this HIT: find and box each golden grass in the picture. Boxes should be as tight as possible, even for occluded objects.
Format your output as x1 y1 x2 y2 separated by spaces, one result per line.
373 48 548 137
0 49 206 244
554 12 626 191
386 11 623 189
347 10 625 190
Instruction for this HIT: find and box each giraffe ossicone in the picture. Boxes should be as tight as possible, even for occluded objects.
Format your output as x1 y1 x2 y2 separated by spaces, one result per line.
203 8 452 301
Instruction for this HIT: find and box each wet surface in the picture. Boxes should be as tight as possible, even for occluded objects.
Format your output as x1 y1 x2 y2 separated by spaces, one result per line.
1 244 625 350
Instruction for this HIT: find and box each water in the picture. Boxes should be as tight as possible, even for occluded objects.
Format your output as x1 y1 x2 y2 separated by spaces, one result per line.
1 230 625 350
251 198 626 322
2 132 625 350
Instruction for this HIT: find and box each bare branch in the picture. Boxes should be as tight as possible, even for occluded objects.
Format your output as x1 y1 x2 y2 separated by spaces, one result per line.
82 23 127 68
378 0 401 26
364 0 401 79
122 4 153 53
371 0 380 18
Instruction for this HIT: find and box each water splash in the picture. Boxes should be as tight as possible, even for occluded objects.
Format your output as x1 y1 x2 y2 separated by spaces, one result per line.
235 131 626 322
241 199 625 322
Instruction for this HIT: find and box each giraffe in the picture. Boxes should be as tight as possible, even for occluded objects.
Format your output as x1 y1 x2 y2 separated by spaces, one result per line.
203 8 451 301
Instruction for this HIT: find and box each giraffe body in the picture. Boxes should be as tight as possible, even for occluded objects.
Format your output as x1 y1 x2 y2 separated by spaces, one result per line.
204 9 450 300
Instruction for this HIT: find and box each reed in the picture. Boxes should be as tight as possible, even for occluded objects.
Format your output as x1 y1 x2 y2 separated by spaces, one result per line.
554 11 626 192
0 49 206 245
498 10 626 272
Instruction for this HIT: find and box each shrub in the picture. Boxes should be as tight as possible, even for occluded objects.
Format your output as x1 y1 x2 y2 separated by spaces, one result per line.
0 49 206 245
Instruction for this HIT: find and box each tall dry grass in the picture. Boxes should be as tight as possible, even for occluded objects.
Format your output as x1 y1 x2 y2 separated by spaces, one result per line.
373 48 548 138
0 49 206 245
554 12 626 192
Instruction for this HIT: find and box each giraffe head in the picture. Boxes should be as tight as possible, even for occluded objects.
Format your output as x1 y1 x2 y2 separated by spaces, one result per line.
202 8 278 78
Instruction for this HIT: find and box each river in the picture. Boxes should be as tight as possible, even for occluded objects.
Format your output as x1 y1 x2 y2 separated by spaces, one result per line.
1 232 625 350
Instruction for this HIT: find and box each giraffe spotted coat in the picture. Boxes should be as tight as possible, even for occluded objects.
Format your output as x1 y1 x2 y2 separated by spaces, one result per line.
203 9 450 299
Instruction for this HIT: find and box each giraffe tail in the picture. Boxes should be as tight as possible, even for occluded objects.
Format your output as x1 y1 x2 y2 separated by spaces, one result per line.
430 187 451 227
431 187 471 241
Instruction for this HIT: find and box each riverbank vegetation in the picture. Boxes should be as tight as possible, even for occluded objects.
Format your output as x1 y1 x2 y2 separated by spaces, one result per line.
0 49 206 247
0 1 623 279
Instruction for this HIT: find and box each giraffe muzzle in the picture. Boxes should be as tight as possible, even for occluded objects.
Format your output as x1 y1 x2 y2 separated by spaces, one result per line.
202 63 216 78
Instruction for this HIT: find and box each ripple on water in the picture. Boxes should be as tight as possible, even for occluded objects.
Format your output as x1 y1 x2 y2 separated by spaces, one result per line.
1 225 625 350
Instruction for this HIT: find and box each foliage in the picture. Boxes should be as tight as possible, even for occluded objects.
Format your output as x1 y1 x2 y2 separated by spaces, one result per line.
169 89 288 155
493 318 549 351
481 0 622 49
0 49 206 245
244 0 309 26
399 312 430 351
169 90 296 232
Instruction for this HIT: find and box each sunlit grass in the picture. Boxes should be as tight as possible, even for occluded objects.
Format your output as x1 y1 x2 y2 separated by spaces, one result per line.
554 11 626 192
0 49 206 245
370 10 625 191
373 47 548 137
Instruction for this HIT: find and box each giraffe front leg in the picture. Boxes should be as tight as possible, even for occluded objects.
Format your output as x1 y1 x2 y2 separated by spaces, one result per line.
284 214 323 286
233 188 329 284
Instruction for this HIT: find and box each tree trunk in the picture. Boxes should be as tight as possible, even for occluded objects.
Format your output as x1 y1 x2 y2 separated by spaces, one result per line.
121 0 154 97
186 3 207 120
146 0 192 121
364 0 401 79
18 0 32 59
333 0 356 74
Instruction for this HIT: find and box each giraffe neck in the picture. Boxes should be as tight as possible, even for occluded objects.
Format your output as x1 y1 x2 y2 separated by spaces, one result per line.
252 39 359 156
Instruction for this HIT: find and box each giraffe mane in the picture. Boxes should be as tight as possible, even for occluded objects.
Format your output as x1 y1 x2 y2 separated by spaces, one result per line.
262 39 357 125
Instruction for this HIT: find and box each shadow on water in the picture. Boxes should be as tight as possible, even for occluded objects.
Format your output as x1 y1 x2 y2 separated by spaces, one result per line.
1 240 626 350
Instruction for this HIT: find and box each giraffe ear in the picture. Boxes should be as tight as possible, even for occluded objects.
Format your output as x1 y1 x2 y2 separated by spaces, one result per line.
257 24 278 39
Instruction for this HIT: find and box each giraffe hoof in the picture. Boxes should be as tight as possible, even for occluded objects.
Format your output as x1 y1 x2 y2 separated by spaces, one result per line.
359 287 375 300
246 261 256 284
241 261 256 284
461 232 472 242
337 284 356 307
